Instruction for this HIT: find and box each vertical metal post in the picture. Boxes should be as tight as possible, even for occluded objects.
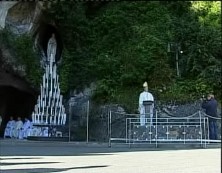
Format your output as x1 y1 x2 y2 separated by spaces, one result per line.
207 117 209 144
126 116 128 144
199 111 203 146
108 110 112 147
176 49 180 77
86 100 89 144
107 109 110 142
155 111 158 148
129 118 131 148
166 118 169 141
203 116 206 148
183 122 185 144
68 103 71 142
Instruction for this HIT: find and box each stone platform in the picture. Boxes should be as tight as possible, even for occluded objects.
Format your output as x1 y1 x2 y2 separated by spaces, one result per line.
0 139 221 173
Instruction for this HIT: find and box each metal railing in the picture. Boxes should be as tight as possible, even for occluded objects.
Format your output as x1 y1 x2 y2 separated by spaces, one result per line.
108 110 221 148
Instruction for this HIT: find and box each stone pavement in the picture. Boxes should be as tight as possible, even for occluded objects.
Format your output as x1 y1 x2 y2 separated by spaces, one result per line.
0 139 221 173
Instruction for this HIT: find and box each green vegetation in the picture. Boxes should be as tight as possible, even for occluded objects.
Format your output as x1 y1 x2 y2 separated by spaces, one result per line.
1 1 220 112
0 29 43 88
46 1 221 111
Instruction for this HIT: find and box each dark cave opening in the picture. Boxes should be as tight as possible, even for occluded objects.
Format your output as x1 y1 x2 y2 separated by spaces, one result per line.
0 86 36 137
37 24 63 62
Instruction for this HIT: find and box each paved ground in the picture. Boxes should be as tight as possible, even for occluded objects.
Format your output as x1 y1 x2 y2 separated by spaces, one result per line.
0 139 221 173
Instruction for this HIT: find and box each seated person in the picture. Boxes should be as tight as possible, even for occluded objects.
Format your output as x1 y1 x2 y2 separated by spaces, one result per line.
19 118 32 139
4 116 16 138
12 117 23 139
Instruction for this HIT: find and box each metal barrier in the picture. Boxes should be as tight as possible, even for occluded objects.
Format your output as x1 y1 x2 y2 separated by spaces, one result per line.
108 111 221 148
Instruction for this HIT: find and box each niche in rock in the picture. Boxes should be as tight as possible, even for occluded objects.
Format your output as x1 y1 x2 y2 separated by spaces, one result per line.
36 24 63 62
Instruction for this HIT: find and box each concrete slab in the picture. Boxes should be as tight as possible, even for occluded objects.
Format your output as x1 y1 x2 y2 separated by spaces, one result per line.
0 139 221 173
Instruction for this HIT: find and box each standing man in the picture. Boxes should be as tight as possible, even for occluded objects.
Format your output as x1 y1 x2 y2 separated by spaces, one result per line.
138 82 154 126
201 94 218 140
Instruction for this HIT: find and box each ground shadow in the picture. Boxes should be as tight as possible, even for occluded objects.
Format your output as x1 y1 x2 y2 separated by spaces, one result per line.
0 157 43 160
0 161 60 166
0 139 220 156
1 165 109 173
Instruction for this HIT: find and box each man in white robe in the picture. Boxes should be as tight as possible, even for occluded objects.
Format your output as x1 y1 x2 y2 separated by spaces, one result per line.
138 82 154 126
4 116 16 138
19 118 32 139
13 117 23 139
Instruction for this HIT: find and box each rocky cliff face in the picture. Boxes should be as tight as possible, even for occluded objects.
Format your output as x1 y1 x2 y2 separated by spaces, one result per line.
0 2 44 34
0 2 221 140
0 2 62 79
0 2 47 136
0 2 40 73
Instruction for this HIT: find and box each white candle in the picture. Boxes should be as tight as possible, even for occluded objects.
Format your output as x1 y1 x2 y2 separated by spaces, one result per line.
35 105 38 112
46 66 49 77
63 113 66 125
53 65 56 79
48 97 51 107
43 74 45 88
54 113 57 125
50 61 53 75
50 106 53 116
45 111 48 124
50 75 52 92
43 87 45 97
53 88 56 100
41 113 44 124
50 116 52 124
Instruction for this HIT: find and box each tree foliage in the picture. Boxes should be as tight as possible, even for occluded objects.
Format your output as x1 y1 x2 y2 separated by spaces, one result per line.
46 1 221 110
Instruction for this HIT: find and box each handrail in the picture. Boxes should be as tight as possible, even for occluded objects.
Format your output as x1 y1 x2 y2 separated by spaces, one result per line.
110 111 200 118
110 110 221 119
201 112 221 120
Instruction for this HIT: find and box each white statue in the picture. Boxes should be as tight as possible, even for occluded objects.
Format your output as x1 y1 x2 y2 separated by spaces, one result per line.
138 82 154 126
47 33 57 62
32 31 66 129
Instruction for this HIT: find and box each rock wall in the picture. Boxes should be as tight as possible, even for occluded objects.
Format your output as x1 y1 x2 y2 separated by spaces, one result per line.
0 2 44 35
0 2 18 29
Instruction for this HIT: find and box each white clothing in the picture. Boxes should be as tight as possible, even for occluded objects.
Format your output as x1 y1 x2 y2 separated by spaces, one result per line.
19 120 32 139
139 91 154 126
4 120 16 138
13 120 23 138
47 36 57 62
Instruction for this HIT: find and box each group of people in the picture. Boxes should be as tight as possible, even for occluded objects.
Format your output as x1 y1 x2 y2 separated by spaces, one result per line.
138 82 218 140
4 116 32 139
